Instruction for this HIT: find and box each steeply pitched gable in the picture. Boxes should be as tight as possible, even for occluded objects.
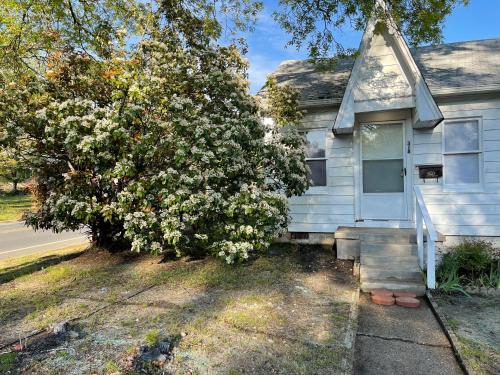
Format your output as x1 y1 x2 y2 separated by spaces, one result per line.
333 2 443 134
355 29 412 103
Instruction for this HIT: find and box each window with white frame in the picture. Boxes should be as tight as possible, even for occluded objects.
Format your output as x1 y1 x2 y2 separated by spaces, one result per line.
443 119 482 187
304 130 327 187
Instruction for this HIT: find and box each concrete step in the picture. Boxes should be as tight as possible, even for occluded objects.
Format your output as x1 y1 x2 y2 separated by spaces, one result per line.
335 227 417 244
359 233 416 244
335 226 416 237
335 226 445 242
360 255 419 267
361 263 420 272
360 267 422 282
361 279 426 296
361 243 418 256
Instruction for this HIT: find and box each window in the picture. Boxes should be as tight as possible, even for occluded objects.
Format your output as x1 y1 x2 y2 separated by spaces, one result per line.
304 130 327 187
443 119 482 188
361 122 404 193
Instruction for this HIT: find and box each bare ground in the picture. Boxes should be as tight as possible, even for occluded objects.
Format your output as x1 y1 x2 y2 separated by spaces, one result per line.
433 293 500 375
0 244 357 374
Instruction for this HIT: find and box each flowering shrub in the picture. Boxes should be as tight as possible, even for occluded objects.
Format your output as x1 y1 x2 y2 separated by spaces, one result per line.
3 31 308 262
264 75 304 128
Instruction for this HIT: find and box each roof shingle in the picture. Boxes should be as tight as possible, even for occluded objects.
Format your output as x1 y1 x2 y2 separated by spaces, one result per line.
261 38 500 102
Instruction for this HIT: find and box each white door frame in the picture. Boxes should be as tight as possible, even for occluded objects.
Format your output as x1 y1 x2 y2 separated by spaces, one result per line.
353 118 414 227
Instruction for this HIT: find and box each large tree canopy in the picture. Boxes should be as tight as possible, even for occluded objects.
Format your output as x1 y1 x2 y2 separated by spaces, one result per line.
0 0 263 74
1 0 469 66
0 2 309 261
273 0 470 58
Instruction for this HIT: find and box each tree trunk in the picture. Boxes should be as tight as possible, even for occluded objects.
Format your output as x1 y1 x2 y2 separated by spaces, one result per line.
12 181 18 193
91 218 130 252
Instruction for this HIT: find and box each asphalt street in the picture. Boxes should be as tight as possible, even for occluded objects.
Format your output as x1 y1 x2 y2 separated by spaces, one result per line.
0 221 88 260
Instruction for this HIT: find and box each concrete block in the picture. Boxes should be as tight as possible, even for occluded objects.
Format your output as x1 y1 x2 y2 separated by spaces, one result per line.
337 238 360 259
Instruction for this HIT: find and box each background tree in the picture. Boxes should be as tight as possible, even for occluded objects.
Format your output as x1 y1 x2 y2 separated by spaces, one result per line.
2 1 469 65
273 0 470 58
0 147 31 192
0 0 146 72
0 0 263 73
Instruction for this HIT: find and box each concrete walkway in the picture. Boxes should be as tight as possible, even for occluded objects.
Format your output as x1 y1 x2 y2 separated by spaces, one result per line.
354 293 463 375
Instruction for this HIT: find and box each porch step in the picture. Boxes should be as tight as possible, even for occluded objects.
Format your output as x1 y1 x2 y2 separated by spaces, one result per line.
339 227 427 295
335 226 445 244
360 255 419 267
361 243 418 256
335 227 418 244
360 266 422 282
360 233 418 244
360 263 420 273
361 279 426 296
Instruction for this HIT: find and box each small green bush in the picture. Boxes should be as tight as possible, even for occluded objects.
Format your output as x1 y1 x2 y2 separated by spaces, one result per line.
103 360 121 374
478 260 500 289
144 329 160 346
0 352 17 372
437 240 500 292
453 240 494 278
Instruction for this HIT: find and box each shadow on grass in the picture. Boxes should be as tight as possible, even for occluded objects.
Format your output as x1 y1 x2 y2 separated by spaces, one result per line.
1 244 355 373
0 251 86 284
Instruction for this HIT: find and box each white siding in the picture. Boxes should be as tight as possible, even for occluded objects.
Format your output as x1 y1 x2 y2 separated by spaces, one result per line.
287 95 500 237
288 108 355 232
415 97 500 236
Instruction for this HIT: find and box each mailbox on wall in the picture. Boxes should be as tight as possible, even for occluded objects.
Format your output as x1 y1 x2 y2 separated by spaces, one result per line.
417 164 443 182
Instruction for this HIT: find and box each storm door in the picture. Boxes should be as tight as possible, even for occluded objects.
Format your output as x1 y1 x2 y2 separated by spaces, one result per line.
360 122 408 220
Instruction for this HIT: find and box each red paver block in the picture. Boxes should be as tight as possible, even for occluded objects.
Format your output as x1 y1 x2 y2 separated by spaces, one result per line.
394 291 417 298
396 297 421 308
370 288 393 297
371 294 395 305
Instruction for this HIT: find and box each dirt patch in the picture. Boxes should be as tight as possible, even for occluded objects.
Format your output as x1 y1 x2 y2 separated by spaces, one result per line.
1 245 358 374
434 293 500 375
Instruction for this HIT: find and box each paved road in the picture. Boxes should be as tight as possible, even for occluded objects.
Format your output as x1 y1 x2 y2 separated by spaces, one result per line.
0 221 89 260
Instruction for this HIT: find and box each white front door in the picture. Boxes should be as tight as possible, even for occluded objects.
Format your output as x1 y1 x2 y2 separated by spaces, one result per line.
360 122 408 221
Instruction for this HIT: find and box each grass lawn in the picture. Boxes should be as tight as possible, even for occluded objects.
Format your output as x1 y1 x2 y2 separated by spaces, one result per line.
0 244 357 374
0 245 88 283
434 293 500 375
0 194 33 221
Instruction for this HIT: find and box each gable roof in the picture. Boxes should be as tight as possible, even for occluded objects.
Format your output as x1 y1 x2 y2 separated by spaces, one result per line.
334 5 443 134
263 38 500 104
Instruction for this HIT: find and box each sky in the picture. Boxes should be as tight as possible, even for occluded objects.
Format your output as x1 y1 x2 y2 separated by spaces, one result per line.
244 0 500 94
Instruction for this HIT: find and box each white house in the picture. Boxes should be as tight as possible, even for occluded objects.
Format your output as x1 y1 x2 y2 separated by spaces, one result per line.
263 10 500 294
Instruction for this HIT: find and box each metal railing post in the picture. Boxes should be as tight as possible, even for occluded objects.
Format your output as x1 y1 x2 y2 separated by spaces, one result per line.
416 202 424 270
413 186 437 289
427 240 436 289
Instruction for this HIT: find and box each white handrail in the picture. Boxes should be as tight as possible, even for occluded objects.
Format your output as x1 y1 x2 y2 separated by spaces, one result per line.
414 186 437 289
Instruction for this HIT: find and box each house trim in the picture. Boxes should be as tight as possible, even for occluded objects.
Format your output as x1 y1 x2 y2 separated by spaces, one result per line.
298 89 500 110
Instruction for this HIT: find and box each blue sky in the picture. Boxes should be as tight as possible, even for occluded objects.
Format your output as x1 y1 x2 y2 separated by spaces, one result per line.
245 0 500 93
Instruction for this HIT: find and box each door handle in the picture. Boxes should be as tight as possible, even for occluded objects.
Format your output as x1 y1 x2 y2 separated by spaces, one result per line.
401 168 407 177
